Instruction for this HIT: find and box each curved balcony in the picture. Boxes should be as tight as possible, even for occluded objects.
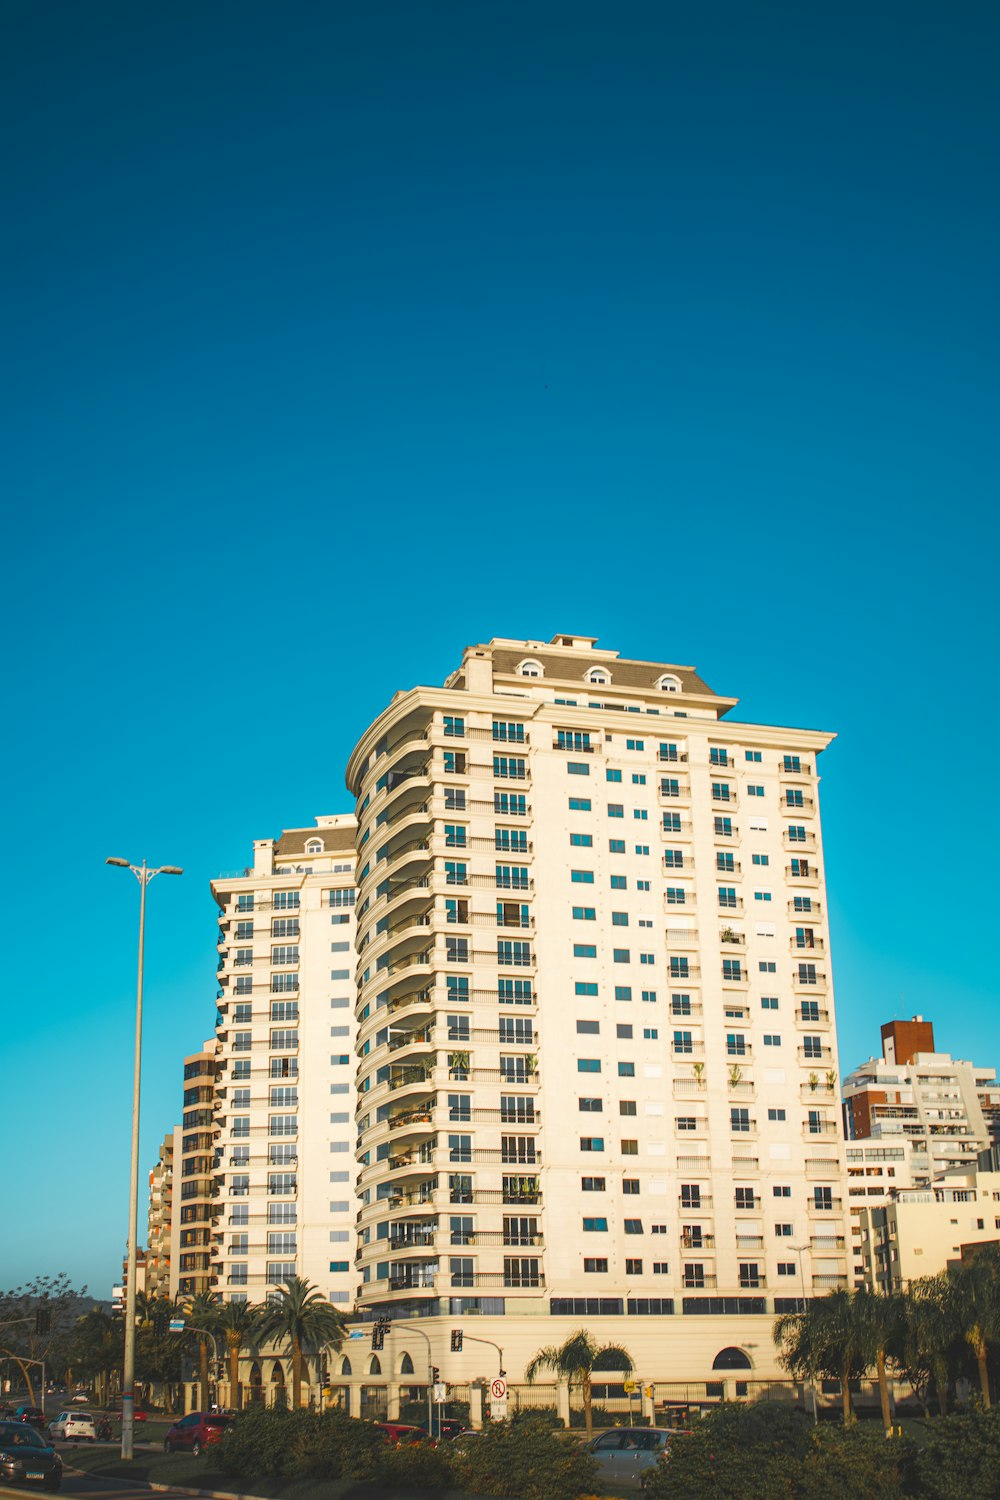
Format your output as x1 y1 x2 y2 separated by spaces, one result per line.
385 1104 437 1145
374 806 435 863
377 768 433 821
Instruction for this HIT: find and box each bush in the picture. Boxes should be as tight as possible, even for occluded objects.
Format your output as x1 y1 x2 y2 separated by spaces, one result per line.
286 1409 385 1481
913 1405 1000 1500
641 1401 916 1500
217 1407 315 1479
379 1439 456 1491
452 1412 598 1500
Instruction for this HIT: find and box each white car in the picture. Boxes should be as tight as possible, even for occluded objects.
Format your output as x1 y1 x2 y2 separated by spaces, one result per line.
49 1412 97 1443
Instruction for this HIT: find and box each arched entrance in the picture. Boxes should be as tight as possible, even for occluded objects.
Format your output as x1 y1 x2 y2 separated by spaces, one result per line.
248 1360 263 1406
270 1360 287 1409
712 1347 753 1370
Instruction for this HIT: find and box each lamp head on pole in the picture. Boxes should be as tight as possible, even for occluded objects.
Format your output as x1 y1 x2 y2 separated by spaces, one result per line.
159 866 184 876
106 857 131 868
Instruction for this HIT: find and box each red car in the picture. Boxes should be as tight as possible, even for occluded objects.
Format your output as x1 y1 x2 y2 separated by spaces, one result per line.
375 1422 429 1445
163 1413 231 1457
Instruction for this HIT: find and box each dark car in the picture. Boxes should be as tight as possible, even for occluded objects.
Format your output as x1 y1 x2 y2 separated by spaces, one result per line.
13 1409 46 1431
433 1419 466 1440
163 1412 232 1457
0 1421 62 1491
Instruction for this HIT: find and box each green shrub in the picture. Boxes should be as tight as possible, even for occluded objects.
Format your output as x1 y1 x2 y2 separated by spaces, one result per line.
217 1406 314 1479
379 1438 456 1491
452 1412 598 1500
796 1426 914 1500
286 1409 384 1480
914 1405 1000 1500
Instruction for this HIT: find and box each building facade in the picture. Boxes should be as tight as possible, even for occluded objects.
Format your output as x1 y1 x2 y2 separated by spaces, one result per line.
344 634 849 1385
856 1154 1000 1292
843 1018 999 1183
209 816 358 1308
146 1126 182 1301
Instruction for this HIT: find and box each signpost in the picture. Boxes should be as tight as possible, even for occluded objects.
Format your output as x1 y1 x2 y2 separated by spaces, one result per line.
168 1319 185 1333
489 1376 508 1420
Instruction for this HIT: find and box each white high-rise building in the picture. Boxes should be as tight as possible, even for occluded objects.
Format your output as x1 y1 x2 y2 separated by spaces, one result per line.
344 635 849 1385
210 816 357 1307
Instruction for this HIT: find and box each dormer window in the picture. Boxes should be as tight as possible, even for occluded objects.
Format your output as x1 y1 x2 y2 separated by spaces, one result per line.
586 668 610 686
518 659 543 678
656 674 682 693
305 840 324 855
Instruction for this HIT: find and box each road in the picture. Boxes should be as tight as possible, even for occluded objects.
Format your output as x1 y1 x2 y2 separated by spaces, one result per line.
0 1472 198 1500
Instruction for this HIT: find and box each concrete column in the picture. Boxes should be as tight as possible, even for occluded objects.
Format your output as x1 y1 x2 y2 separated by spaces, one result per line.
641 1384 655 1425
557 1382 571 1429
348 1382 363 1420
469 1386 484 1430
387 1383 401 1420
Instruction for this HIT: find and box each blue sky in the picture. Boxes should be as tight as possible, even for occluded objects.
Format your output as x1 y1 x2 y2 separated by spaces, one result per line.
2 0 998 1296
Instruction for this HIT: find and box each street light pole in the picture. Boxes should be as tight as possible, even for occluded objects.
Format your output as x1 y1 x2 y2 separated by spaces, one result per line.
792 1243 818 1423
106 856 182 1460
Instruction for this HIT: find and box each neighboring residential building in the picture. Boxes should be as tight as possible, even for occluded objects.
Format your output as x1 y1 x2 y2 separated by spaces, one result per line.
177 1043 218 1299
344 634 849 1384
146 1126 182 1300
856 1150 1000 1291
844 1136 928 1286
210 816 357 1307
842 1017 1000 1182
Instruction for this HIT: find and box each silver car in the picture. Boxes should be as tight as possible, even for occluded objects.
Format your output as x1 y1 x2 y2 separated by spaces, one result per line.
585 1427 679 1488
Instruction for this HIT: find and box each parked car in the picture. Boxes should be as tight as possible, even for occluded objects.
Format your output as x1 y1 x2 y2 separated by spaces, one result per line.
374 1422 430 1444
585 1428 683 1489
0 1420 62 1491
49 1413 96 1444
432 1419 466 1440
13 1409 46 1431
69 1393 91 1405
163 1413 232 1457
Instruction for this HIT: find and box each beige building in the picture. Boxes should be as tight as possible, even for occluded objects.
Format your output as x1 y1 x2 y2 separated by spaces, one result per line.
856 1155 1000 1291
210 817 358 1310
146 1126 182 1300
343 634 849 1389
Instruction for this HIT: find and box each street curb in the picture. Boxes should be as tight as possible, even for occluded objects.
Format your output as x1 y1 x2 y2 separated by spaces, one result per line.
63 1466 263 1500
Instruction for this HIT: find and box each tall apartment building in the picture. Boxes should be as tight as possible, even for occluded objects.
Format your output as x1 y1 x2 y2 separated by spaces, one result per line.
146 1126 182 1300
177 1043 219 1299
345 634 849 1382
842 1018 999 1182
209 816 357 1307
856 1151 1000 1292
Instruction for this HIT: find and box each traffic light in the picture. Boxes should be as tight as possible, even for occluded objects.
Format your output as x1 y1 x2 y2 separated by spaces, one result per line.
431 1367 440 1384
152 1303 170 1336
34 1308 50 1335
371 1324 384 1351
450 1329 463 1352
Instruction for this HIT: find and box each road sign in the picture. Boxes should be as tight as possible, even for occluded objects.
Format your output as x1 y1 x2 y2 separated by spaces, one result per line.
433 1382 448 1402
644 1386 653 1399
490 1377 507 1401
623 1379 636 1393
349 1330 366 1340
168 1319 185 1332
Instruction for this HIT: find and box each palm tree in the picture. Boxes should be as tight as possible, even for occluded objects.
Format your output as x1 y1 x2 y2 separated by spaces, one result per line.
215 1300 262 1411
774 1289 870 1425
854 1287 904 1435
255 1278 346 1412
525 1328 633 1435
947 1244 1000 1409
895 1277 955 1417
184 1292 221 1412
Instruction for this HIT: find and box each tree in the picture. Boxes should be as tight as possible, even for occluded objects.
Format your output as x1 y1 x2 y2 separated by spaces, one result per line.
947 1244 1000 1409
894 1277 957 1417
183 1292 221 1412
0 1274 90 1405
69 1309 122 1408
854 1287 905 1435
255 1278 346 1412
215 1300 262 1411
524 1328 633 1436
774 1289 871 1426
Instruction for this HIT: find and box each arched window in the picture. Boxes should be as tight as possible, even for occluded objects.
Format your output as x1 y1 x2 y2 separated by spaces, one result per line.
306 839 324 855
517 659 543 678
340 1356 352 1377
712 1346 752 1371
369 1354 382 1375
656 674 682 693
399 1352 414 1375
586 667 610 685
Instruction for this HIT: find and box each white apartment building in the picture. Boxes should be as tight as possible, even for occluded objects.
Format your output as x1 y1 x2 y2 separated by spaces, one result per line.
210 816 357 1308
344 634 849 1387
843 1017 999 1183
845 1137 928 1285
146 1126 182 1300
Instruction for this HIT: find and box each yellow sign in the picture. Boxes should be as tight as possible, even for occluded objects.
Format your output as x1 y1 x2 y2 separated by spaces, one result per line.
643 1386 653 1399
623 1379 636 1394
